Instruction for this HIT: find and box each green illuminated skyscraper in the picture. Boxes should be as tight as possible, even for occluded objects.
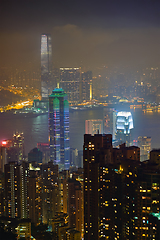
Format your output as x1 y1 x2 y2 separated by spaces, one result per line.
49 87 70 170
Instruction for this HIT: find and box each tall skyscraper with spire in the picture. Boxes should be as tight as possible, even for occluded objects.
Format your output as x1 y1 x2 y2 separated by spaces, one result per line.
49 86 70 170
41 34 52 98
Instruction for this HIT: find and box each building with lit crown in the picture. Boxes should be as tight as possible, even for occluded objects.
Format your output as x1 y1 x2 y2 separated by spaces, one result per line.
116 111 133 146
49 87 70 170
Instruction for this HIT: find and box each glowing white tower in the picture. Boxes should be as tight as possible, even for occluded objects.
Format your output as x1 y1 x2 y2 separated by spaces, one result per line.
116 111 133 146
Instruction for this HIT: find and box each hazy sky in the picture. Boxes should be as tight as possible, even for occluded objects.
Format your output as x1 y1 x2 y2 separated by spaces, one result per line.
1 0 160 71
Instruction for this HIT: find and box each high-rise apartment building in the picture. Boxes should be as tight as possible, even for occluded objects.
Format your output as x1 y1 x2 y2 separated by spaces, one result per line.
116 111 133 146
85 119 103 135
83 134 112 240
41 34 52 98
68 178 82 233
2 132 24 164
41 162 60 224
59 170 69 213
12 132 25 162
28 169 42 224
83 133 160 240
4 161 28 219
49 87 70 170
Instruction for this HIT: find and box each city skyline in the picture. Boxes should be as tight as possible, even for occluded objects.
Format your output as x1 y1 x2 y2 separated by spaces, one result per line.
1 1 160 72
1 1 160 239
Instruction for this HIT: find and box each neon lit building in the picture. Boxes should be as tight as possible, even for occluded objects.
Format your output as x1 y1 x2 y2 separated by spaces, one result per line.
41 34 52 98
49 87 70 170
116 111 133 146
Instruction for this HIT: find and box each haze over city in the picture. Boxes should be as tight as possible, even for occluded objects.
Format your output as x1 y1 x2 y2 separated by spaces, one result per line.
1 0 160 71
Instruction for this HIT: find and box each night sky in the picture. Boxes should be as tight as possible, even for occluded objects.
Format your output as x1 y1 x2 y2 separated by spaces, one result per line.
1 0 160 71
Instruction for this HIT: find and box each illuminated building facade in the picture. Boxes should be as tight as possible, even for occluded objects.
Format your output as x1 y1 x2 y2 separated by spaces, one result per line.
4 161 29 219
41 34 52 98
5 162 22 218
59 68 92 103
59 170 69 213
138 136 151 161
83 134 112 240
83 133 160 239
68 178 82 234
41 162 60 224
52 212 69 239
1 132 24 164
17 219 31 239
59 68 81 103
116 111 133 146
12 132 25 162
85 119 103 135
81 71 92 101
28 169 42 224
149 213 160 240
49 87 70 170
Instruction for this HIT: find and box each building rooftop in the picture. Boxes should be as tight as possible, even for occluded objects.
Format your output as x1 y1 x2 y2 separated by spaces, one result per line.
49 87 67 98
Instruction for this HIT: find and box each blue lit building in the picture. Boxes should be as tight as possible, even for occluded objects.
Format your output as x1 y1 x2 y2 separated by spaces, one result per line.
49 87 70 170
116 111 133 146
41 34 52 98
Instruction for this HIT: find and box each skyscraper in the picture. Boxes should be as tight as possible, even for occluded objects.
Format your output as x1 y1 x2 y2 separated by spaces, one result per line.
83 134 112 240
41 34 52 98
116 111 133 146
59 68 81 103
4 161 28 219
81 71 92 101
49 87 70 170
